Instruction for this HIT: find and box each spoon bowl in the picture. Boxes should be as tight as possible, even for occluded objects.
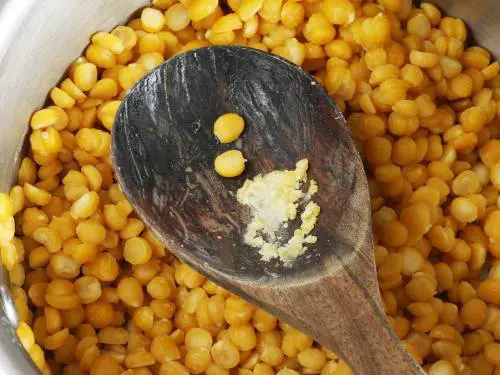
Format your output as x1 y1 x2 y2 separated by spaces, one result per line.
113 46 365 282
112 46 423 374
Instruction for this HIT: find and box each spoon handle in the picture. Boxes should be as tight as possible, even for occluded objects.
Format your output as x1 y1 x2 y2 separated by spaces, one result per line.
304 270 425 375
242 250 426 375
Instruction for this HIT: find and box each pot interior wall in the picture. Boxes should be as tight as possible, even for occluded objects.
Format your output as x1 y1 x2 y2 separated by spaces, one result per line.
0 0 148 191
0 1 147 374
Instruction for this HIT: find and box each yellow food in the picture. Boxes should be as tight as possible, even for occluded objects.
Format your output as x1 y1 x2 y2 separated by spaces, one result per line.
213 113 245 143
141 7 166 33
1 1 499 374
214 149 247 177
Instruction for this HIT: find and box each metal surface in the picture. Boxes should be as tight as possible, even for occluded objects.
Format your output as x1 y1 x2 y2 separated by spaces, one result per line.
432 0 500 58
0 0 497 373
0 1 148 373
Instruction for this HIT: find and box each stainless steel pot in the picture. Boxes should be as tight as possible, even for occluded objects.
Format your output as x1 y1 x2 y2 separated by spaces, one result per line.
0 0 497 373
0 2 148 373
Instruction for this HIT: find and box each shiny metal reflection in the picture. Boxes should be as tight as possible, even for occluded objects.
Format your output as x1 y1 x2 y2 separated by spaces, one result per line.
0 1 148 373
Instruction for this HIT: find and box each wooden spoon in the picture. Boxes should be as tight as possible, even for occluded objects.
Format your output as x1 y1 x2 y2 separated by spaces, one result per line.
112 46 424 375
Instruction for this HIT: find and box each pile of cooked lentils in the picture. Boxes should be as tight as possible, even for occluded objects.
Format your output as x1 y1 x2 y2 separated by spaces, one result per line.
1 0 500 373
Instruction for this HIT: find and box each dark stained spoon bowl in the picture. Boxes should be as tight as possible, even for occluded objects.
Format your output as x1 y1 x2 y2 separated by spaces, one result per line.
112 46 424 375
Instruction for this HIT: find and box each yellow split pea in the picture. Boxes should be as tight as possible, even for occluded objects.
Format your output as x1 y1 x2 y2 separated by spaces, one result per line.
214 150 247 178
213 113 245 143
213 113 247 177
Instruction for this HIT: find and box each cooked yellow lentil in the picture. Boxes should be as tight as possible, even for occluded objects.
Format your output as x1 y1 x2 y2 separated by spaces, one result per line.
1 0 500 374
214 149 247 177
213 113 245 143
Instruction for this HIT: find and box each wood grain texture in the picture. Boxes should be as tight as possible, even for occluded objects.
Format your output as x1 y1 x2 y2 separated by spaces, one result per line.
112 46 424 374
